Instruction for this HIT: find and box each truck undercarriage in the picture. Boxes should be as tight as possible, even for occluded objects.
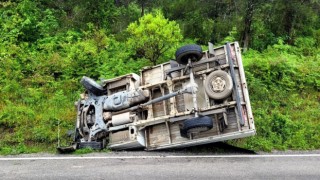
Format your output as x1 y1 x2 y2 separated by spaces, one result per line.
58 42 255 152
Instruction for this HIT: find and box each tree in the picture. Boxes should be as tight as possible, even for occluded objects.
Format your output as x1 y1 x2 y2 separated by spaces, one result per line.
240 0 255 52
127 11 183 65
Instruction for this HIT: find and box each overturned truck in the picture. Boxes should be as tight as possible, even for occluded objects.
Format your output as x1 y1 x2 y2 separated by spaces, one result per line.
59 42 255 152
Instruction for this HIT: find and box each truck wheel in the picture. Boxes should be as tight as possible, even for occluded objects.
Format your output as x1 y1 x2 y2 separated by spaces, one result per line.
78 141 103 150
204 70 233 100
81 76 106 96
175 44 202 65
180 116 213 137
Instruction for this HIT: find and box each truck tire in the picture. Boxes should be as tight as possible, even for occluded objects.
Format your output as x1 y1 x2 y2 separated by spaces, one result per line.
204 70 233 100
78 141 103 150
81 76 106 96
180 116 213 137
175 44 202 65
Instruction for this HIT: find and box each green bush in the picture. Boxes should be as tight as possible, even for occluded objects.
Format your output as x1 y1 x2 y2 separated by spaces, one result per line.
0 1 319 154
236 43 320 151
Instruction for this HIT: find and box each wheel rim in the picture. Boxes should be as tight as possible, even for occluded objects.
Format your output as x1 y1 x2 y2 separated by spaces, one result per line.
211 76 226 93
204 70 233 100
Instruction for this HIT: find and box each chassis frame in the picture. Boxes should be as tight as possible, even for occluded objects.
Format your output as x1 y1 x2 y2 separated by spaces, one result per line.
60 42 255 152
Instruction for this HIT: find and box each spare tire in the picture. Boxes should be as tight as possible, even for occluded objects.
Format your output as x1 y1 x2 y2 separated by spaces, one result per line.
180 116 213 138
204 70 233 100
81 76 107 96
175 44 202 65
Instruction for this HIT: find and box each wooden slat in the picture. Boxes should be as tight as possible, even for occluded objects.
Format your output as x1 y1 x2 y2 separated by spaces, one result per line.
174 84 185 112
147 124 169 146
152 89 165 117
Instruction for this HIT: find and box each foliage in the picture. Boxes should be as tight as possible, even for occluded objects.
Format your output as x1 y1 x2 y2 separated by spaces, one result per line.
0 0 319 154
233 42 320 151
127 11 183 65
72 147 111 154
73 147 94 154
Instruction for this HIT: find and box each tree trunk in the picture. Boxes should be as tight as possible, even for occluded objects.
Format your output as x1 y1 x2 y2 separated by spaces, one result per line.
141 1 145 17
241 0 255 52
283 3 295 45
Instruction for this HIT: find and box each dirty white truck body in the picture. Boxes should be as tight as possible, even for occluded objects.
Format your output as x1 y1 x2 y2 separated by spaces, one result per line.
73 42 255 151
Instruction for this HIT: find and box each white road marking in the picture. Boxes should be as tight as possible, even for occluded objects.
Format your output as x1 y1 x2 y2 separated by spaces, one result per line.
0 154 319 161
72 166 84 168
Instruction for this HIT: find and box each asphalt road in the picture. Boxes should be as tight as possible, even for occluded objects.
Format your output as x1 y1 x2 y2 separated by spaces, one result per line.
0 152 320 180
